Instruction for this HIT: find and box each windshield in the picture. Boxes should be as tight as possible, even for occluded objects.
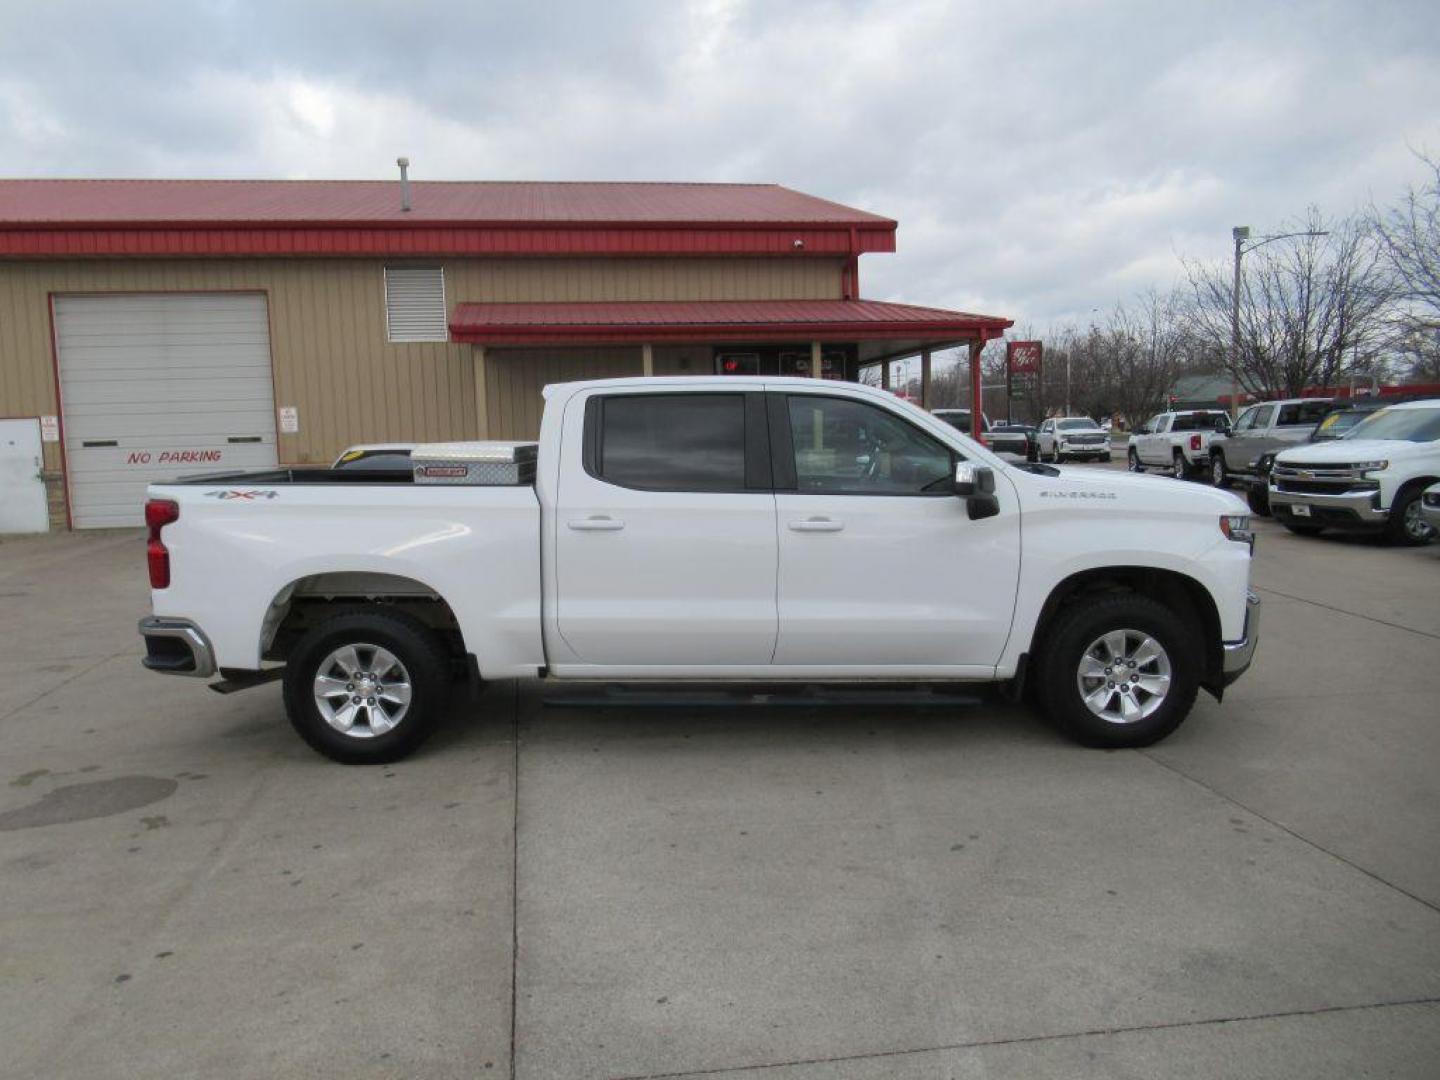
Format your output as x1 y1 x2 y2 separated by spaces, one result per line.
936 412 973 431
1057 419 1099 431
1312 410 1369 439
1344 406 1440 443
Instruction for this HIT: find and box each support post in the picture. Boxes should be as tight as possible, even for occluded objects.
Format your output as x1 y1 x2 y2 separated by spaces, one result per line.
810 341 824 379
968 339 984 441
881 361 890 390
642 343 654 377
472 346 490 439
920 348 932 409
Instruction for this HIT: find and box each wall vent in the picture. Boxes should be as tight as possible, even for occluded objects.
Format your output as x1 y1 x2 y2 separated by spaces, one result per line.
384 266 447 342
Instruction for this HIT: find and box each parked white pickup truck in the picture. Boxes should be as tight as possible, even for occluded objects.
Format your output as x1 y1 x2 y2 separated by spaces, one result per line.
1268 399 1440 545
1128 410 1232 479
140 377 1259 763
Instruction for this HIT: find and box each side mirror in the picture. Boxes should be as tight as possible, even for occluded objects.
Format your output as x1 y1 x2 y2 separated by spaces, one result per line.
954 463 1000 520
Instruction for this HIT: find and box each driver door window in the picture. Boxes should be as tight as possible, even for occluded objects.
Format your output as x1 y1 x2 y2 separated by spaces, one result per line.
785 396 954 496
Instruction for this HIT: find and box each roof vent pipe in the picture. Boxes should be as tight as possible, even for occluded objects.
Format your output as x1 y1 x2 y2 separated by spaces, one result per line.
396 157 412 212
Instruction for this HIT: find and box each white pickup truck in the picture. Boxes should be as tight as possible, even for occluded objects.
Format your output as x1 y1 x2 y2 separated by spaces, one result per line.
139 377 1260 763
1128 410 1232 479
1268 399 1440 545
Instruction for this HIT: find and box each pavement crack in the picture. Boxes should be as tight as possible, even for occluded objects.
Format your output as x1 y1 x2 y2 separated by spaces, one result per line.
0 648 131 725
1141 750 1440 917
605 996 1440 1080
1253 585 1440 641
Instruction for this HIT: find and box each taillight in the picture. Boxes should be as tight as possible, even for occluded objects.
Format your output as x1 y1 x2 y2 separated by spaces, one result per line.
1190 434 1202 451
146 499 179 589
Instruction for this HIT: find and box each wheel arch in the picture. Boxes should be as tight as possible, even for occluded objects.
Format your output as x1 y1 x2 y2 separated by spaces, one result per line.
261 571 466 665
1029 565 1224 699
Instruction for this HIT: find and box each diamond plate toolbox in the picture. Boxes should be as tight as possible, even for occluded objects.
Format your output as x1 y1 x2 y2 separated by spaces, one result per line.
412 441 539 486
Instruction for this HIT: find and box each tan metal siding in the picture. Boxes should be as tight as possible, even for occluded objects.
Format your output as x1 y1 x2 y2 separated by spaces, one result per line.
0 255 843 524
484 347 644 440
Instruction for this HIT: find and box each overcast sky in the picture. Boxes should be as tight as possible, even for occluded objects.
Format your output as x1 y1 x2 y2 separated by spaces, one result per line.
2 0 1437 331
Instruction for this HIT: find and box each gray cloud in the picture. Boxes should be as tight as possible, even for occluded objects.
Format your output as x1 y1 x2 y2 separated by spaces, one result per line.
2 0 1437 328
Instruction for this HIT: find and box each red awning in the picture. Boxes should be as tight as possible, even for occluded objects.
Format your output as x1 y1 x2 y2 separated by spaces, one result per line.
448 299 1012 346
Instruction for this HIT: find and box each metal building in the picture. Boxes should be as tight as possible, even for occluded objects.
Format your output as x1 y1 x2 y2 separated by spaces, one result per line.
0 178 1011 530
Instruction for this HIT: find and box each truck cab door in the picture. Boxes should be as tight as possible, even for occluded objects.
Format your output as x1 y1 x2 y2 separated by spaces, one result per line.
770 391 1019 671
1143 415 1170 464
552 390 777 667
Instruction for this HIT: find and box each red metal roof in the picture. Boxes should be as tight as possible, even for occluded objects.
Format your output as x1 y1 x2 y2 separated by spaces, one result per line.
0 179 895 226
448 299 1011 346
0 181 896 258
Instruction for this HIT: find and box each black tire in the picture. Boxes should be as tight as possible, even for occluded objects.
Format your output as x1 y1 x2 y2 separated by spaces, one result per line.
1387 485 1438 546
1247 484 1271 517
1280 519 1324 537
1171 451 1189 481
1210 454 1230 488
1128 449 1144 473
283 608 452 764
1035 593 1200 748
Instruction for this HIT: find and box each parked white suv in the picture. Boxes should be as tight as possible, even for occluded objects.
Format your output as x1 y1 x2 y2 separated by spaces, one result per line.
1268 400 1440 545
1036 417 1111 462
138 376 1259 763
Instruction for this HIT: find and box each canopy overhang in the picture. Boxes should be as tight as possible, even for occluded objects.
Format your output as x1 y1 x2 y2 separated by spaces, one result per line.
449 299 1011 359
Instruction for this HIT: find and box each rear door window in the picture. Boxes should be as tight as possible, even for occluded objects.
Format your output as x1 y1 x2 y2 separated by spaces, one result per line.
588 393 753 492
1277 401 1332 427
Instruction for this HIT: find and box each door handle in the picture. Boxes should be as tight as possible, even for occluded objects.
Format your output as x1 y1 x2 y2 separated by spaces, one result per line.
788 517 844 533
567 516 625 531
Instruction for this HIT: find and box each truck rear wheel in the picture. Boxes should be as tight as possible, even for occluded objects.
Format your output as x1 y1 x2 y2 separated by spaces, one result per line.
1171 451 1189 480
283 609 451 764
1036 594 1199 748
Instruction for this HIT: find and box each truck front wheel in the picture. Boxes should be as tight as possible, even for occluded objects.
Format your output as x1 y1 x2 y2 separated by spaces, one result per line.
1210 454 1229 488
1388 485 1438 547
1036 594 1200 748
283 609 452 764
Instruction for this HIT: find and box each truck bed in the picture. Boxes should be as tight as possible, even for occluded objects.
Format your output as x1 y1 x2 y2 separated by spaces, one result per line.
164 467 417 486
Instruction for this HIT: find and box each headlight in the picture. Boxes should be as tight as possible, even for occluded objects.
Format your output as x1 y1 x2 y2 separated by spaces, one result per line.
1219 514 1254 544
1354 460 1389 473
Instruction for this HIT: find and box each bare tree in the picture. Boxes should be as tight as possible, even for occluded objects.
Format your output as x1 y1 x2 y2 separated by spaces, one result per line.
1371 151 1440 381
1184 209 1391 397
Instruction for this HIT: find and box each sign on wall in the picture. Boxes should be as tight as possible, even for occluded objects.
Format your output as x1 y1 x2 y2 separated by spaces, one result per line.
40 415 60 442
278 406 299 434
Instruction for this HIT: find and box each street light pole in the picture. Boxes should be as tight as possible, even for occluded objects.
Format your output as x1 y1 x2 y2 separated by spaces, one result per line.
1230 226 1249 420
1228 225 1329 419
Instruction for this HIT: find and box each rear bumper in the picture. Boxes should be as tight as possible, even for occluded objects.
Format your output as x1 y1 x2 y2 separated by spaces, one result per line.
138 616 216 678
1220 591 1261 686
1269 488 1387 527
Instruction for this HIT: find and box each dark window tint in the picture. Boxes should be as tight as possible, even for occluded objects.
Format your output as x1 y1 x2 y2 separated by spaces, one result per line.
787 396 954 495
598 394 746 491
1172 412 1228 431
1277 400 1332 426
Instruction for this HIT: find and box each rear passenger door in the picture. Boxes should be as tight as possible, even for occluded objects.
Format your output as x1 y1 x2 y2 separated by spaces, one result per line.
554 390 778 666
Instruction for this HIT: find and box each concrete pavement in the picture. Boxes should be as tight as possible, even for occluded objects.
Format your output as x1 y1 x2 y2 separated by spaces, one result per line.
1 504 1437 1078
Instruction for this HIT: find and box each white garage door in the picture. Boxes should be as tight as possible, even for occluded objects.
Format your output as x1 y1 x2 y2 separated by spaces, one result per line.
54 293 279 528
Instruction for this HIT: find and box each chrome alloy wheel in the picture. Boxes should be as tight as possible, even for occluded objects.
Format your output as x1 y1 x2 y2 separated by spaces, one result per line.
1075 629 1172 725
313 643 413 738
1403 499 1436 543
